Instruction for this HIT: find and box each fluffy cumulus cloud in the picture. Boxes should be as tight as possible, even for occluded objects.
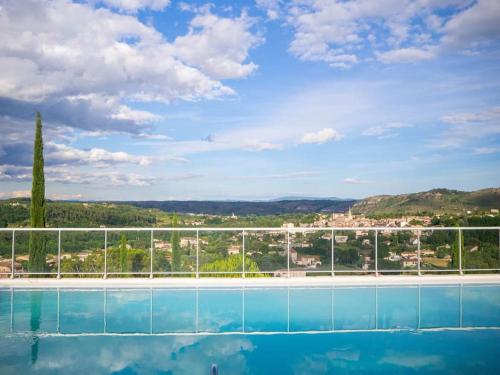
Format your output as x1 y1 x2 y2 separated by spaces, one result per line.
47 143 152 167
0 164 157 186
0 0 262 191
300 128 343 144
260 0 500 67
0 0 238 103
172 8 263 80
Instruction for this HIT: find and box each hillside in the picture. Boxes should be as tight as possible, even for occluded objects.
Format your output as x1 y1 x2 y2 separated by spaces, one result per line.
0 199 159 227
122 199 356 216
353 188 500 216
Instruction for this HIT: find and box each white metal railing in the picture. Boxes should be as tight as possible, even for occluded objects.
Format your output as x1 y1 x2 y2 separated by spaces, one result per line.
1 226 499 278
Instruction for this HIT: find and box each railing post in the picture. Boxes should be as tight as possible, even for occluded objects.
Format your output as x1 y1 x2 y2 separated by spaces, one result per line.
331 229 335 277
242 230 245 278
458 228 463 275
57 230 61 279
287 230 290 278
10 230 15 279
150 229 154 279
417 229 422 276
103 229 107 279
375 229 379 277
196 230 200 279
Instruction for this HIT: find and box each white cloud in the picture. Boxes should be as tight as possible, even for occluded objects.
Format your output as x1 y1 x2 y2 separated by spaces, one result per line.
242 140 284 151
0 190 30 198
99 0 171 13
441 106 500 125
441 0 500 50
473 147 500 154
47 143 152 167
256 0 282 20
376 47 436 63
343 177 369 184
0 0 262 106
363 122 413 137
172 9 262 79
300 128 343 144
109 104 163 124
271 0 498 67
46 168 157 186
429 105 500 148
47 193 85 200
0 163 157 186
0 1 231 103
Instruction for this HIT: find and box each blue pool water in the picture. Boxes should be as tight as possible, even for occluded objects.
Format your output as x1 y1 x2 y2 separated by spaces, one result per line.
0 284 499 374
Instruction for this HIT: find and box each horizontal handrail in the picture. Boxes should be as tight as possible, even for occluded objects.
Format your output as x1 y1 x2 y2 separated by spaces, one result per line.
0 226 499 231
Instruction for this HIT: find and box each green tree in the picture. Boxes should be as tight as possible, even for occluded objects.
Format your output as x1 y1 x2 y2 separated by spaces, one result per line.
452 228 465 270
171 214 181 271
200 255 264 277
119 234 128 274
29 112 47 273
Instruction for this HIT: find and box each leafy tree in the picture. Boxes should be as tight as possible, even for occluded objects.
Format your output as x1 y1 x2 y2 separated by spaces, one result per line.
171 214 181 271
29 112 47 273
119 234 128 274
200 255 264 277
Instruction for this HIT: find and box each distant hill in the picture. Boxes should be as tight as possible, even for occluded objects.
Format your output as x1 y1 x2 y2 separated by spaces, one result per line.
269 196 351 201
121 199 356 215
353 188 500 216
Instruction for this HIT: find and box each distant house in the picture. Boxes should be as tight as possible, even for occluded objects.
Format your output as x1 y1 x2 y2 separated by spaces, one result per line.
401 251 418 260
335 235 348 244
386 252 401 262
420 249 435 256
0 259 23 276
296 254 322 268
154 240 171 251
356 230 368 238
180 237 197 247
227 245 240 255
402 259 418 268
362 239 371 246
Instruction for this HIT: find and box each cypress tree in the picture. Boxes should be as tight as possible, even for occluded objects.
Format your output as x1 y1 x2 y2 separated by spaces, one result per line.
29 112 46 273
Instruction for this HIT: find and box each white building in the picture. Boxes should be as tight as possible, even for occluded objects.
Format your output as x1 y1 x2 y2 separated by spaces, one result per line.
227 245 240 255
335 235 348 244
296 255 322 268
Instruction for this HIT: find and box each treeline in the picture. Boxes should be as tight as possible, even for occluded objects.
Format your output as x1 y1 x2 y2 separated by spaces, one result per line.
0 200 157 227
123 199 356 215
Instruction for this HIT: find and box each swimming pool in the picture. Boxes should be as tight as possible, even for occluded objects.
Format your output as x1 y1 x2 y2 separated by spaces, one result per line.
1 284 499 374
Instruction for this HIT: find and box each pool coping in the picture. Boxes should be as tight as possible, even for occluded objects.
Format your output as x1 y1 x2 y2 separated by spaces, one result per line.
1 274 500 288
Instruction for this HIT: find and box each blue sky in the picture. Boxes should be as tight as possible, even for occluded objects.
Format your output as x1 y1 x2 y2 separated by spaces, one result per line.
0 0 499 200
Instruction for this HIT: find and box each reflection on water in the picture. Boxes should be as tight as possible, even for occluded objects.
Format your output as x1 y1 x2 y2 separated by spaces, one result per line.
30 292 41 365
0 285 499 374
3 285 500 335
